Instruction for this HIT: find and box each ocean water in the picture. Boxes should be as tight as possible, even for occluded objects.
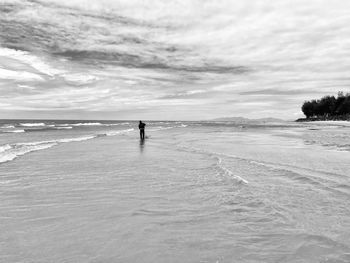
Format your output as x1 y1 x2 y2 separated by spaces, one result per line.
0 119 349 263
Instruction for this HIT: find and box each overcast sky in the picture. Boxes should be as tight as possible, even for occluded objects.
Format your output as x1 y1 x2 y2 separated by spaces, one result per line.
1 0 350 120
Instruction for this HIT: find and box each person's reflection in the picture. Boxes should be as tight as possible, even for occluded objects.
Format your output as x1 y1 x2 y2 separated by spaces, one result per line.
139 138 145 153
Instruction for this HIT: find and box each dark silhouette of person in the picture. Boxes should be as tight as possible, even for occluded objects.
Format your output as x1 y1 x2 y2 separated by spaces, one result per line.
138 121 146 140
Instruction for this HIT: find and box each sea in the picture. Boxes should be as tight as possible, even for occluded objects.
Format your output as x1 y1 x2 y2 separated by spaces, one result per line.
0 119 349 263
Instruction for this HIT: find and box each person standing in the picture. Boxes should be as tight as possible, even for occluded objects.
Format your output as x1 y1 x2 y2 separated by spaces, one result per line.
138 121 146 140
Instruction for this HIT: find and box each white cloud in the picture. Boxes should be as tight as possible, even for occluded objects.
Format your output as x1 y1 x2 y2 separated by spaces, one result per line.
0 48 64 76
1 0 350 119
0 68 44 81
62 74 100 85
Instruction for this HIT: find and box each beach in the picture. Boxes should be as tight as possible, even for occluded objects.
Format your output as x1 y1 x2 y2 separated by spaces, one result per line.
0 120 350 262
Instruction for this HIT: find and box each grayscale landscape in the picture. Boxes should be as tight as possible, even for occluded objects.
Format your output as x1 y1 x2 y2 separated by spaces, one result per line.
0 1 349 262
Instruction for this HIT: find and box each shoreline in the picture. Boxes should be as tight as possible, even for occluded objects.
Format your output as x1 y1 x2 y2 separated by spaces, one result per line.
296 116 350 122
296 120 350 127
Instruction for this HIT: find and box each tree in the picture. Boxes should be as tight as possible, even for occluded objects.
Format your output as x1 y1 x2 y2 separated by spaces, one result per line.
301 101 314 118
301 92 350 119
336 96 350 115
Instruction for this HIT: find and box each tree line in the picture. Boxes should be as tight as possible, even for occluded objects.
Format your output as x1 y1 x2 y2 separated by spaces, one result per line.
301 92 350 120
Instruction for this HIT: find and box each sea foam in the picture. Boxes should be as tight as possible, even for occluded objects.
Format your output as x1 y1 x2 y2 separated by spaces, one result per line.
2 129 25 133
54 126 73 130
1 125 15 129
0 128 135 164
72 122 102 126
0 142 57 163
105 128 134 136
0 135 96 164
0 144 12 153
20 123 46 127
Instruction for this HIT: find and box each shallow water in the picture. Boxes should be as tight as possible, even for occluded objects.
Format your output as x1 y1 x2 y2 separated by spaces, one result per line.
0 120 349 262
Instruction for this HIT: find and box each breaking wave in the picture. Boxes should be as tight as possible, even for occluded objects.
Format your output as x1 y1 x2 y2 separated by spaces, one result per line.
1 125 15 129
54 126 73 130
71 122 103 126
70 122 131 127
0 144 12 153
0 129 135 164
20 123 46 127
0 136 96 164
2 129 25 133
0 142 58 164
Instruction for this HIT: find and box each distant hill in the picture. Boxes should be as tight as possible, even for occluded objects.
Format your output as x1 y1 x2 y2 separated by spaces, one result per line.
210 117 285 123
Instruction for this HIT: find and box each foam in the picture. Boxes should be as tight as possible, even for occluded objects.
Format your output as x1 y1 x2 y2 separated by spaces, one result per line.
0 128 136 164
0 135 96 164
0 144 12 153
0 142 57 163
104 122 130 126
148 126 173 131
71 122 130 127
1 125 15 129
72 122 102 126
54 126 73 129
216 157 249 184
3 129 25 133
104 128 134 136
149 124 188 131
20 123 46 127
58 136 96 143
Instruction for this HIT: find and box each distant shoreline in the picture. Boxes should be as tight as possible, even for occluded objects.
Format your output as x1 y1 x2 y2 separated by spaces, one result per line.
296 116 350 122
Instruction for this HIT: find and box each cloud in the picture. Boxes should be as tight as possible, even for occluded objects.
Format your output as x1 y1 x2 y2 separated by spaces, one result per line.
0 68 44 81
1 0 350 119
62 73 100 86
0 47 63 76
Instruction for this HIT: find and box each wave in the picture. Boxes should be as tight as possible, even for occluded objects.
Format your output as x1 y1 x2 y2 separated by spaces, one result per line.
22 126 72 132
57 136 96 143
104 128 134 136
54 126 73 130
1 122 185 133
0 135 96 164
2 129 25 133
0 144 12 153
0 142 58 163
0 128 135 164
103 122 130 126
1 125 15 129
175 145 249 184
20 123 46 127
71 122 130 127
23 128 57 132
71 122 102 126
215 157 249 184
148 126 173 131
148 124 188 131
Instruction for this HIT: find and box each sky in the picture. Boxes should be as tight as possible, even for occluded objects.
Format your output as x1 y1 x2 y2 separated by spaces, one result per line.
1 0 350 120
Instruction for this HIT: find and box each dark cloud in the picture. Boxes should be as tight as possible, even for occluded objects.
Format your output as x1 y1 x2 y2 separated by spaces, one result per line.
28 0 173 29
0 0 249 76
50 48 249 74
0 19 55 52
